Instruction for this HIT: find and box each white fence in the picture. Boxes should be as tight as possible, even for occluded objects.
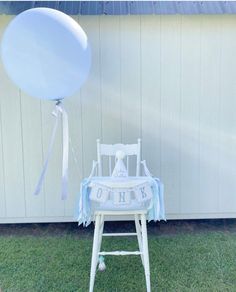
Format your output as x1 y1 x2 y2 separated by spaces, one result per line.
0 14 236 223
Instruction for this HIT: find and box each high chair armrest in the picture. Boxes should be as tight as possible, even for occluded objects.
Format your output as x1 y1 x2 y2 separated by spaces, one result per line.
141 160 153 177
88 160 98 180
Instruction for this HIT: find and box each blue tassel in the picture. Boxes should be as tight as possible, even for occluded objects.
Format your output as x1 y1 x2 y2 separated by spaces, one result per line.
98 256 106 271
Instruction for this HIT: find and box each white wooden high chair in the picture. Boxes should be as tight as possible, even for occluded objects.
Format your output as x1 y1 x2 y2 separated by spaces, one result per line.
89 139 151 292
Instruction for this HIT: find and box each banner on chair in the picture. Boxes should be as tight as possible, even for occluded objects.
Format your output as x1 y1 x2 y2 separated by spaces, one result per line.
89 183 152 205
90 187 109 203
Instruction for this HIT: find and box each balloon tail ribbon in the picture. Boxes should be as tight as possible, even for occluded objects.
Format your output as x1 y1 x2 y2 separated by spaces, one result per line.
61 103 69 200
34 101 69 200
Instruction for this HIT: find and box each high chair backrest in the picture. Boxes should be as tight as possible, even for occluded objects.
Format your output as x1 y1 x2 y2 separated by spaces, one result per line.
96 139 141 177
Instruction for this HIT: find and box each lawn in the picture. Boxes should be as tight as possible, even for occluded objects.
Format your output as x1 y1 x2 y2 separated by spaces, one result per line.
0 222 236 292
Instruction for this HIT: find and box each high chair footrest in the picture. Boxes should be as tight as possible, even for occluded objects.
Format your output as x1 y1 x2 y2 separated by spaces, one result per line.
99 251 142 256
102 232 137 237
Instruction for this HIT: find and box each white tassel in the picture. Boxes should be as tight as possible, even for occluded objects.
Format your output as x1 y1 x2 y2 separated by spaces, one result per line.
98 256 106 271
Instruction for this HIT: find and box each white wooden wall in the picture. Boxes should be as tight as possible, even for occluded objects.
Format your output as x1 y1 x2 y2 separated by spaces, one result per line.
1 14 236 223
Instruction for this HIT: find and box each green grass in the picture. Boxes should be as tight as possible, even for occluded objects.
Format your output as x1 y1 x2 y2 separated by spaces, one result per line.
0 230 236 292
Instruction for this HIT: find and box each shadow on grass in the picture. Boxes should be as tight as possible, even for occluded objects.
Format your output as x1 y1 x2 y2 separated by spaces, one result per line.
1 218 236 238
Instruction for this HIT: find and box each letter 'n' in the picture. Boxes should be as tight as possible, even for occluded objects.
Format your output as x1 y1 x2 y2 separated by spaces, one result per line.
119 192 126 203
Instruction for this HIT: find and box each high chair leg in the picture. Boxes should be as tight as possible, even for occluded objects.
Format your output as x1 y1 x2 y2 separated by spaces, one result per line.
135 214 144 266
141 213 151 292
98 215 104 257
89 214 101 292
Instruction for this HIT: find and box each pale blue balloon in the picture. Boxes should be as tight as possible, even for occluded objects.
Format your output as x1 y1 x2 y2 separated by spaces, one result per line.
1 8 91 100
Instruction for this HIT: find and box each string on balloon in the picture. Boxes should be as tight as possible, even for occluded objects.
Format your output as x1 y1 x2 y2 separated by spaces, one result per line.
34 99 69 200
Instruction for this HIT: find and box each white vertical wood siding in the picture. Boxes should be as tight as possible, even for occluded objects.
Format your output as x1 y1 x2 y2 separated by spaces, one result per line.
0 15 236 223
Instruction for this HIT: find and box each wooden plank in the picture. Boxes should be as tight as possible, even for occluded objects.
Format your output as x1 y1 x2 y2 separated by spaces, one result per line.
167 212 236 220
0 16 10 218
198 16 221 213
141 15 161 178
64 92 83 217
99 16 121 175
218 16 236 213
180 16 201 214
0 95 5 217
62 16 84 217
79 16 102 177
120 16 141 175
160 15 181 215
100 16 121 144
20 92 45 217
0 216 76 223
120 16 141 142
0 16 26 217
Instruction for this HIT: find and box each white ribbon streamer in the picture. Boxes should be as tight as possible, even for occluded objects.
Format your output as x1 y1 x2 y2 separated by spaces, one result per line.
34 101 69 200
61 104 69 200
